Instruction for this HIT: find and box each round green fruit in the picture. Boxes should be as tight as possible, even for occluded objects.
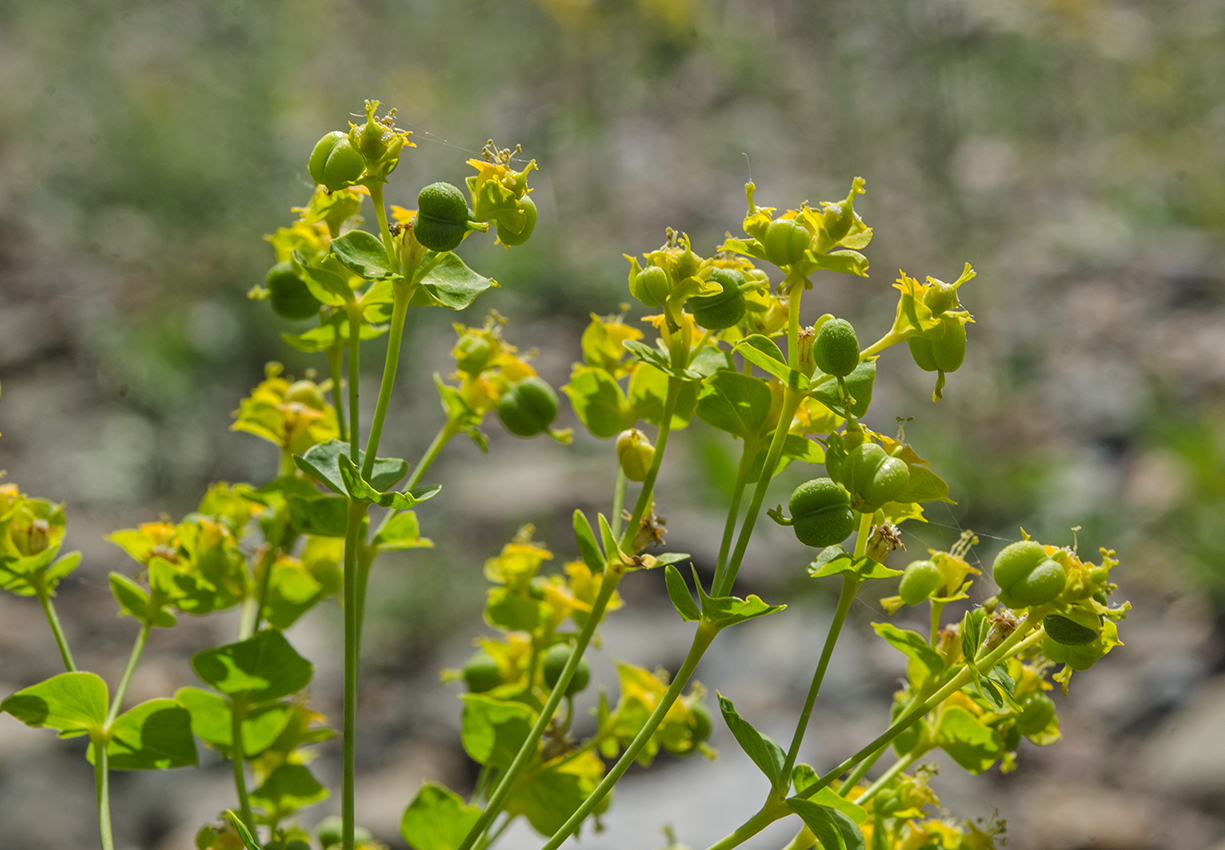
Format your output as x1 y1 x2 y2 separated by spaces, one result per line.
308 131 365 192
497 376 559 437
993 541 1066 608
788 478 855 548
454 334 492 375
814 318 860 377
1014 692 1056 736
898 560 943 606
908 322 966 373
687 269 746 330
415 182 471 252
630 265 671 307
496 196 537 246
462 650 502 694
762 218 811 267
846 443 910 510
689 701 713 742
266 262 323 321
542 644 590 696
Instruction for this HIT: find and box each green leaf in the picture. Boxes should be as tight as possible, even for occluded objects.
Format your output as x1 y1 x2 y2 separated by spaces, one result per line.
330 230 394 279
664 565 701 621
696 370 773 439
191 630 313 704
372 512 433 550
401 782 482 850
250 764 329 823
790 765 868 824
225 811 262 850
716 692 784 786
628 362 699 429
597 513 624 565
337 453 441 509
294 440 409 495
174 687 294 758
696 582 785 629
735 336 808 390
505 754 602 836
810 360 876 419
101 699 197 770
281 312 384 353
622 339 672 372
460 694 536 768
808 551 903 581
563 366 629 439
785 799 865 850
0 672 108 736
934 706 1002 774
572 510 604 574
287 493 349 538
294 259 350 307
261 560 324 630
960 607 985 666
871 623 945 675
109 573 176 628
485 587 545 632
896 465 953 504
410 252 495 310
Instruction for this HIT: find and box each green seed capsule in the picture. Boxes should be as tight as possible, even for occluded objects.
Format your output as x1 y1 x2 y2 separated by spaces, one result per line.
1014 692 1056 736
497 376 559 437
689 701 713 742
415 182 472 252
630 265 671 307
542 644 590 696
993 541 1067 608
762 218 811 267
922 281 959 315
908 322 966 373
788 478 855 548
308 131 365 192
616 429 655 482
846 443 911 511
266 261 323 321
1043 614 1099 646
454 334 492 375
462 650 503 693
687 269 746 330
899 560 943 606
814 318 860 377
496 195 537 246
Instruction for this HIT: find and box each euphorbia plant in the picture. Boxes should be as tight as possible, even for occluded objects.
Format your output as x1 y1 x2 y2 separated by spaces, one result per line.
0 101 1130 850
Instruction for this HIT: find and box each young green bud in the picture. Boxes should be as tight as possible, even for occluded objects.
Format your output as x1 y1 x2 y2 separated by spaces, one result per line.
814 318 860 378
845 443 910 511
308 131 365 192
415 182 472 253
616 429 655 482
454 334 492 375
899 559 943 605
761 217 811 267
497 376 559 437
462 649 502 693
689 701 713 743
992 540 1067 609
495 196 537 246
629 265 671 307
266 261 323 321
1014 692 1056 736
687 269 746 330
788 478 855 548
542 644 590 696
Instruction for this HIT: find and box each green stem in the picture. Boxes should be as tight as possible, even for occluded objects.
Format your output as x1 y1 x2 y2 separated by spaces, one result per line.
406 417 460 491
710 440 756 594
712 389 802 597
367 181 396 263
539 622 719 850
852 750 920 806
778 573 861 790
860 330 904 358
36 586 76 672
619 377 682 553
328 343 348 443
477 814 514 850
246 548 278 639
348 305 361 460
610 468 627 540
231 699 255 835
105 620 152 726
342 498 367 850
457 574 625 850
779 827 814 850
93 737 114 850
930 600 946 647
702 798 791 850
361 284 411 480
836 741 887 798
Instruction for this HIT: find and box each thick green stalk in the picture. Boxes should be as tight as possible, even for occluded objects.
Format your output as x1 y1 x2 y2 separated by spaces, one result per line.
619 376 682 553
777 572 861 789
860 329 904 358
930 600 947 646
610 468 627 540
347 305 362 459
361 283 411 480
36 586 76 672
712 389 803 597
342 498 367 850
852 750 920 806
539 622 719 850
710 440 756 593
105 620 152 725
406 417 460 491
92 737 114 850
457 574 625 850
328 343 348 443
702 798 791 850
367 181 396 263
835 741 887 798
230 699 255 834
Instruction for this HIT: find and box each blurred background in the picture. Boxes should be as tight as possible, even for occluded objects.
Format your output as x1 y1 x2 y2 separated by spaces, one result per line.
1 0 1223 847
